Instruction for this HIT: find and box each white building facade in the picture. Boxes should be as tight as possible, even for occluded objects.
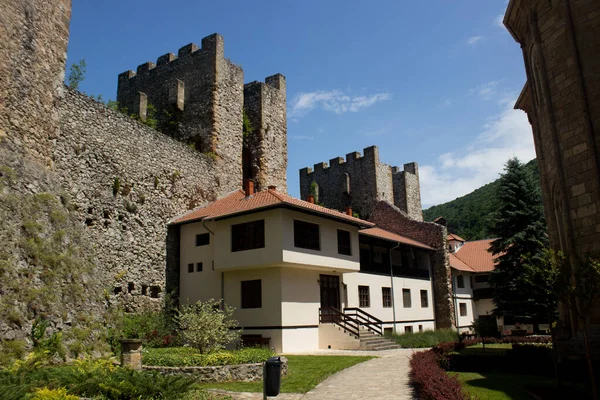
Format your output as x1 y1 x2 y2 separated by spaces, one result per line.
172 188 438 352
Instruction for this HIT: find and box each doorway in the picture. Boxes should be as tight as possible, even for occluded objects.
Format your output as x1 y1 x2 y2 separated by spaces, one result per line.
320 275 340 323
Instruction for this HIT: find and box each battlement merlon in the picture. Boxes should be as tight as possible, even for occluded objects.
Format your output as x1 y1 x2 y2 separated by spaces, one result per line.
391 162 419 176
243 74 286 94
300 145 382 174
118 33 230 85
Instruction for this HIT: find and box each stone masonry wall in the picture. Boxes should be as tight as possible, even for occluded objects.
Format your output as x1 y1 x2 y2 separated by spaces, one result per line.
506 0 600 356
369 201 454 329
117 34 244 179
243 74 288 192
300 146 423 220
0 0 71 160
57 88 239 310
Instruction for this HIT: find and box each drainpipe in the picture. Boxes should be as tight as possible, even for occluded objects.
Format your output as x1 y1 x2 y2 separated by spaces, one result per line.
390 242 401 334
202 218 224 308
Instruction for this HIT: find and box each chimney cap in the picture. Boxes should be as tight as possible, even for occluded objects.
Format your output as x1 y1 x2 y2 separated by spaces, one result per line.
268 185 277 190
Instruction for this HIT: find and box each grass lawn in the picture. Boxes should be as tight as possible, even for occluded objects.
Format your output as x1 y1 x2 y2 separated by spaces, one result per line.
454 372 591 400
197 355 374 394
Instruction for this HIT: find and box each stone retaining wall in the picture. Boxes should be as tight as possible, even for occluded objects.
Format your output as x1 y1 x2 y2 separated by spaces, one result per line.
143 357 288 383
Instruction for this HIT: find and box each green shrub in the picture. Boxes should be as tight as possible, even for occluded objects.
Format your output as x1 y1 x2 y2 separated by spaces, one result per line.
0 359 197 400
31 387 78 400
176 300 240 353
387 329 459 348
107 309 179 351
143 347 275 367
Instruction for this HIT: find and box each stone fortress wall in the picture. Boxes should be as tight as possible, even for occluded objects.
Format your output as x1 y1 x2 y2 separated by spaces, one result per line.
1 0 288 319
299 145 423 220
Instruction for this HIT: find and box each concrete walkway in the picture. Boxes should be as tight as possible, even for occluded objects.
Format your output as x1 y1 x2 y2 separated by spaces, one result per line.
208 348 419 400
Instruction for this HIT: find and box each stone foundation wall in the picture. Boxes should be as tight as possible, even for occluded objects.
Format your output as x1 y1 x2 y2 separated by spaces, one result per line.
143 357 288 383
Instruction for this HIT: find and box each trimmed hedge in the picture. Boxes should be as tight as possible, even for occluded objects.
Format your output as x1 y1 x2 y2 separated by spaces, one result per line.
142 347 275 367
409 350 468 400
387 329 460 348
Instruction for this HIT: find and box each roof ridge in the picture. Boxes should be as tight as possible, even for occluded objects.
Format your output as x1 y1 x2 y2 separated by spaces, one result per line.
168 189 242 224
268 188 286 202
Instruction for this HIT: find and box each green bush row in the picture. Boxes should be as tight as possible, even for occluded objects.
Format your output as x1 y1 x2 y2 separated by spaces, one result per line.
0 359 198 400
142 346 275 367
386 329 460 348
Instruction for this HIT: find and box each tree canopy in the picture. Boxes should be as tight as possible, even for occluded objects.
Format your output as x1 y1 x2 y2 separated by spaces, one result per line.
488 158 556 323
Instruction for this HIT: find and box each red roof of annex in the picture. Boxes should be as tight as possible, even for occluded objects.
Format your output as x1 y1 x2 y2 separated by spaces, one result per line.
170 188 374 227
450 238 499 273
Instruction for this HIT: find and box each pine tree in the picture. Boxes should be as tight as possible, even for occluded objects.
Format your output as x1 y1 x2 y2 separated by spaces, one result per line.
488 158 556 323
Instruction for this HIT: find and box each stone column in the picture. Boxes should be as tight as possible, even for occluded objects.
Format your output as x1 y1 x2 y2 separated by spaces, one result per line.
120 339 143 370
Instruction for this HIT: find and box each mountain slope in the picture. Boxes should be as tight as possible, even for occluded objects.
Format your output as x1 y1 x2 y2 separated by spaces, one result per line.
423 159 540 240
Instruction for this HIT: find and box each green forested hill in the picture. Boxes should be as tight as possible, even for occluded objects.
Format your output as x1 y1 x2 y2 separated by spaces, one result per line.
422 159 540 240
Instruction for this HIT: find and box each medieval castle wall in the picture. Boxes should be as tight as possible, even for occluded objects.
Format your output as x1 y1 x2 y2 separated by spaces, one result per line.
506 0 600 356
299 146 423 220
0 0 289 342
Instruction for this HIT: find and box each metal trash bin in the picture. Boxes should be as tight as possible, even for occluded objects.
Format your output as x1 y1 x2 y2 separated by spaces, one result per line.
263 356 282 397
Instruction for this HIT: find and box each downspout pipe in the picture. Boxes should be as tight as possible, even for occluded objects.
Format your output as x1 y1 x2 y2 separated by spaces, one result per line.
201 218 223 309
389 242 401 334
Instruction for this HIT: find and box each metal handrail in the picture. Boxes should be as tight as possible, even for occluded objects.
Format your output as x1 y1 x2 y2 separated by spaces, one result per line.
319 307 360 338
344 308 383 336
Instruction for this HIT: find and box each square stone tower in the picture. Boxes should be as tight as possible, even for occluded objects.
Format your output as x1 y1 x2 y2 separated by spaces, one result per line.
299 146 423 220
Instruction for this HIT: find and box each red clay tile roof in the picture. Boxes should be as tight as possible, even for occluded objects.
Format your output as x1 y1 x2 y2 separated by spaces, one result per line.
170 189 375 227
448 233 466 242
433 216 446 223
359 227 435 251
449 253 475 272
453 239 498 273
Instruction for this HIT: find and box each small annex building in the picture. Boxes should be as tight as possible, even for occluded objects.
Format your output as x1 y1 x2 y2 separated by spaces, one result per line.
169 183 437 352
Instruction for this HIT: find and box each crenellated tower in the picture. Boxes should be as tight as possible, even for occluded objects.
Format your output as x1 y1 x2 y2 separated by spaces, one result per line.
243 74 288 192
299 146 422 220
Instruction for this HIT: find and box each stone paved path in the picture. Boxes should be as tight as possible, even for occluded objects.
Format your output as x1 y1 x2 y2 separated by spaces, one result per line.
300 349 418 400
208 348 420 400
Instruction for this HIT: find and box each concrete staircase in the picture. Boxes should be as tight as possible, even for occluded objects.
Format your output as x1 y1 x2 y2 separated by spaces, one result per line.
359 327 401 351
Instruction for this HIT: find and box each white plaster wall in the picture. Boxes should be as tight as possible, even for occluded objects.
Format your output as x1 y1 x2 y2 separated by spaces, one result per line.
223 267 282 328
452 271 475 330
281 209 360 272
318 325 360 350
282 328 320 352
213 209 284 270
474 298 495 318
179 221 221 304
343 272 435 326
280 268 328 326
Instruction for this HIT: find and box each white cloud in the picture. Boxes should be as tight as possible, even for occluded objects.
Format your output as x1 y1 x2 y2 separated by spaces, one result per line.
291 135 314 140
420 97 536 208
289 90 391 118
467 35 485 45
470 80 501 100
494 14 505 28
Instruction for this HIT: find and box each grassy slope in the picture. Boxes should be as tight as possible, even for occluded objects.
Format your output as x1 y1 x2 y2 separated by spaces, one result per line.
197 355 374 394
423 158 539 240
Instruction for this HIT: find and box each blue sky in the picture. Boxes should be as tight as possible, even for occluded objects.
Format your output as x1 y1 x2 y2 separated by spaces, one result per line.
67 0 535 208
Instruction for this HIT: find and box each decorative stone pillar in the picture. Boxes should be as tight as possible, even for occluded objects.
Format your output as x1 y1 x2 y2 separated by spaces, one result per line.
120 339 143 370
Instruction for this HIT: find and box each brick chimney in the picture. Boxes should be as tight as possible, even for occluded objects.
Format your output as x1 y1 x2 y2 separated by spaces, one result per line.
244 180 255 196
307 194 315 204
345 206 353 216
